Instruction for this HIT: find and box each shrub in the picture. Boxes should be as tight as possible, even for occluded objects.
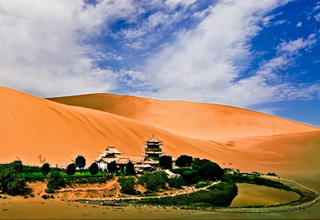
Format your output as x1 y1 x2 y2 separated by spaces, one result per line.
22 165 42 173
119 177 136 195
230 175 292 191
175 155 193 167
66 163 76 175
0 161 23 173
46 171 65 193
192 158 211 170
107 161 117 173
126 161 136 175
41 194 49 199
41 163 50 177
12 160 23 173
159 155 173 169
2 175 26 196
75 155 86 170
167 176 183 189
181 170 200 185
139 172 168 191
170 167 193 174
267 172 277 176
0 163 26 196
89 163 99 175
197 161 224 181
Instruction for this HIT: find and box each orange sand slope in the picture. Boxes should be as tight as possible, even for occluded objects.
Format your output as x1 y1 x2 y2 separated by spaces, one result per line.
0 86 239 166
49 93 319 140
1 86 319 176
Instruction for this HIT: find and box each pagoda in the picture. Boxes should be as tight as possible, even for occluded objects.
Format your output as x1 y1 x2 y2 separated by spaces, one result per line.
95 146 123 170
144 134 163 160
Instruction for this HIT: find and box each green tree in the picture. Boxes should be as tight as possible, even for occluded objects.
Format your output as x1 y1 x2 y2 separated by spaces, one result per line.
0 165 26 195
89 163 99 175
66 163 76 175
192 158 211 170
139 172 168 191
107 161 117 173
45 171 65 193
75 155 86 170
126 161 136 175
12 160 23 173
167 176 183 189
119 177 136 194
175 155 193 167
159 155 172 169
198 161 224 181
41 163 50 177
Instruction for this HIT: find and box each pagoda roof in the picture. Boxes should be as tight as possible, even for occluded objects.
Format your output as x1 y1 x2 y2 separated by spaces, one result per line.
99 146 123 155
145 134 163 143
95 157 117 164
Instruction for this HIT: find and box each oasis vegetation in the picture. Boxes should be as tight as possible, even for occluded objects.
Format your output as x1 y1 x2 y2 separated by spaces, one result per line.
0 135 309 210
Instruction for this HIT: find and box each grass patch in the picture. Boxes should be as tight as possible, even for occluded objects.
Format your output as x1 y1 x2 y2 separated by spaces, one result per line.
228 173 306 206
135 182 238 207
21 172 45 182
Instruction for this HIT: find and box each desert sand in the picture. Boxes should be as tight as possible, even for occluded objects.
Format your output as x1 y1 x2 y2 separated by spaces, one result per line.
1 86 320 218
49 93 319 140
0 181 319 219
1 86 319 176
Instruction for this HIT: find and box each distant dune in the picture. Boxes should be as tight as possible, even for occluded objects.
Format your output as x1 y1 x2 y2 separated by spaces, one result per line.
49 93 319 140
1 86 319 177
0 87 237 167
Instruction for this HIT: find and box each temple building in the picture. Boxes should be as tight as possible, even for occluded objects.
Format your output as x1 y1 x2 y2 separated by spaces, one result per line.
95 135 163 172
95 146 123 170
144 134 163 160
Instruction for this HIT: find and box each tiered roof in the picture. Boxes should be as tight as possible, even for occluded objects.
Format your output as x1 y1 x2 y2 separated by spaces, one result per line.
99 146 123 155
144 134 163 145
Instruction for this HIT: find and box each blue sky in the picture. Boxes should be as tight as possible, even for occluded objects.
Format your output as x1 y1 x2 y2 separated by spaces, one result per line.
0 0 319 126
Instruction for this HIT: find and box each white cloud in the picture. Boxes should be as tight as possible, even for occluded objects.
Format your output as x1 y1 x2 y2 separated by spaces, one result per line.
130 0 320 108
0 0 137 97
119 69 147 88
0 0 319 109
136 0 295 106
297 21 302 27
277 34 316 54
117 2 197 50
165 0 197 9
314 13 320 22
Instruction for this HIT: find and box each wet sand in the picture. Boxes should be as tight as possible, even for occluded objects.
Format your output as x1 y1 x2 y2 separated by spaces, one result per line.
1 196 319 219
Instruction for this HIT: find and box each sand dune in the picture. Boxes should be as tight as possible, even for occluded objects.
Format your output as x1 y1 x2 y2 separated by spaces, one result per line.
1 86 319 177
0 86 240 167
49 93 319 140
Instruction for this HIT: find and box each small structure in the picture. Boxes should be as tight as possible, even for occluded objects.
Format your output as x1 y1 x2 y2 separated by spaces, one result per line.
95 146 123 170
144 134 163 160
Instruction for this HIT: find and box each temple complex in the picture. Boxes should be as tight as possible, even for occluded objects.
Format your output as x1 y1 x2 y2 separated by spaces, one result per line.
95 135 164 172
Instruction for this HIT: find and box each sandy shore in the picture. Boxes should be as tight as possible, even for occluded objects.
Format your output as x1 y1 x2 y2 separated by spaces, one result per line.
1 176 319 219
1 195 320 219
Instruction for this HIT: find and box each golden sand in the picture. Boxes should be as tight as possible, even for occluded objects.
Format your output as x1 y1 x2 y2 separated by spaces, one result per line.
1 86 319 178
49 93 319 140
